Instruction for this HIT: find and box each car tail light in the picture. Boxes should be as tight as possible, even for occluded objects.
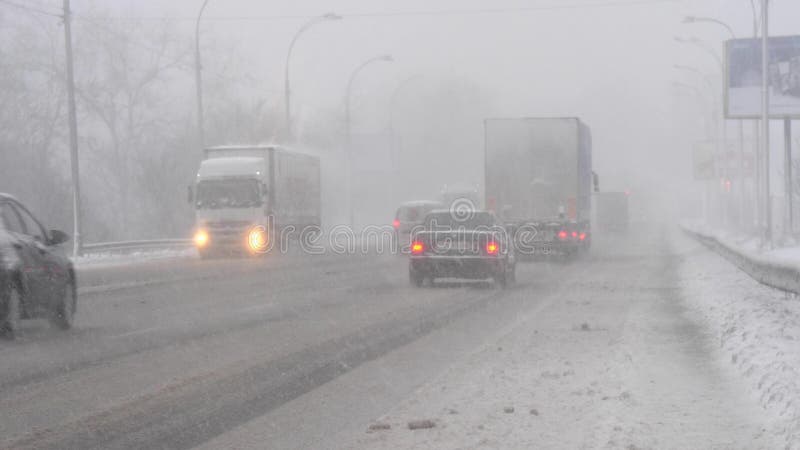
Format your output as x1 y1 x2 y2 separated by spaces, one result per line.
486 241 499 255
579 232 586 241
557 230 568 241
571 231 578 238
392 219 400 229
411 241 425 255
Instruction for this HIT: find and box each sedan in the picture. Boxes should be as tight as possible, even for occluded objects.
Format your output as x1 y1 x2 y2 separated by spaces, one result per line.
0 193 76 339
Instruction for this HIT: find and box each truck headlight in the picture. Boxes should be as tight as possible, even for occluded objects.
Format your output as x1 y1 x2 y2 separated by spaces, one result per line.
194 229 210 248
247 227 268 253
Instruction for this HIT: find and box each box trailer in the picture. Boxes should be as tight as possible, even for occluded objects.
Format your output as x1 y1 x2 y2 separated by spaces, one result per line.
485 118 594 257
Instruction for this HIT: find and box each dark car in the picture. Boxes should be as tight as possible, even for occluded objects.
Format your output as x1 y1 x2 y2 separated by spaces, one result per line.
0 194 76 339
408 210 515 287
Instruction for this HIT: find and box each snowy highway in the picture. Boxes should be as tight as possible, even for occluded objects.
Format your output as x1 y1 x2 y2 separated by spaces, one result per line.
0 224 794 449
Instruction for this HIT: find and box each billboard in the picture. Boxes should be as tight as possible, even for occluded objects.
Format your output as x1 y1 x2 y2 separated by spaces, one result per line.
725 35 800 119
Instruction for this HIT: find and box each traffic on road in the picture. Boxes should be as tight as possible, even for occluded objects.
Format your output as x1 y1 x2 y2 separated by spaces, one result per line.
1 1 799 449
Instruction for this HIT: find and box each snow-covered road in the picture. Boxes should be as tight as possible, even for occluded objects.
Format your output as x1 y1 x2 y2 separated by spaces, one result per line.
341 228 786 449
0 224 796 449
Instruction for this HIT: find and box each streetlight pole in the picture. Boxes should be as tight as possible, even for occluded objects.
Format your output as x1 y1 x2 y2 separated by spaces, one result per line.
194 0 210 152
761 0 771 246
344 54 393 227
284 12 341 142
683 16 735 39
63 0 82 257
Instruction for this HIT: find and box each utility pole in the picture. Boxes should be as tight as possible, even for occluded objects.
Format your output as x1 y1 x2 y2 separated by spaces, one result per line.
63 0 82 257
750 0 762 233
785 119 793 237
761 0 771 246
195 0 210 152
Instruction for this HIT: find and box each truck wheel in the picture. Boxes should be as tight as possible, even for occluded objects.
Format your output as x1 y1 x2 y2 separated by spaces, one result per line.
410 269 424 287
50 277 76 330
1 280 21 340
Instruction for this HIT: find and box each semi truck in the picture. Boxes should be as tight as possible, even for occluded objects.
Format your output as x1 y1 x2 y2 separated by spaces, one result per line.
484 117 595 257
188 145 321 257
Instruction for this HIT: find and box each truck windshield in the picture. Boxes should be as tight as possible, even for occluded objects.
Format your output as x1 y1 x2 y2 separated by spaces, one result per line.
196 179 261 209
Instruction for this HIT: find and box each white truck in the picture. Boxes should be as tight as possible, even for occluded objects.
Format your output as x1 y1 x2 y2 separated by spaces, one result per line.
188 145 321 257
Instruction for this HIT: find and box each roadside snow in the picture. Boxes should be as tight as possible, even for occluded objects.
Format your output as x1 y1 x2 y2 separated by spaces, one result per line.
677 234 800 449
71 247 196 268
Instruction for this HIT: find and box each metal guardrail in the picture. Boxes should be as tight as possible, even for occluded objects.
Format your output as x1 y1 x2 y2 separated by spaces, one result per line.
81 239 193 254
683 227 800 296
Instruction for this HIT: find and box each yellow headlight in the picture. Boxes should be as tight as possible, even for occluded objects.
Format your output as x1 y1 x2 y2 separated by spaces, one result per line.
248 227 268 252
194 229 209 248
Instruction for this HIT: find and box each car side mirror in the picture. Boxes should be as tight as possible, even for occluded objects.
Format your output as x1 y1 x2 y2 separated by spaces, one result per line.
49 229 70 246
187 185 194 204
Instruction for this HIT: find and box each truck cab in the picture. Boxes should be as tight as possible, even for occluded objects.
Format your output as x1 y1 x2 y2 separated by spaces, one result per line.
192 157 269 256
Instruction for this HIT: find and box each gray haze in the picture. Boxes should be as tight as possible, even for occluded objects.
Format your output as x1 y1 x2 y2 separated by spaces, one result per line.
2 0 799 238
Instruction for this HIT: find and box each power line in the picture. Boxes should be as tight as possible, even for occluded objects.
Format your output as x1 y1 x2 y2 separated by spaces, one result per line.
0 0 61 18
73 0 677 22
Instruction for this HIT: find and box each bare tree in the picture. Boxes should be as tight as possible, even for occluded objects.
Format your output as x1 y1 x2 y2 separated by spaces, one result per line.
72 16 191 239
0 12 71 228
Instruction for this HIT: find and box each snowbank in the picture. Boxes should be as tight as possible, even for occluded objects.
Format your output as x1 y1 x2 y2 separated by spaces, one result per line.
682 223 800 296
677 235 800 449
71 247 197 268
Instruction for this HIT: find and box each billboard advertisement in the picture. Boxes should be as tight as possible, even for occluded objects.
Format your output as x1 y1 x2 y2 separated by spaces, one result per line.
725 35 800 119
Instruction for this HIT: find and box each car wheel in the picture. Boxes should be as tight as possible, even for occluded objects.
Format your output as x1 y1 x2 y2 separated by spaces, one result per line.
410 269 424 287
50 277 76 330
1 281 21 340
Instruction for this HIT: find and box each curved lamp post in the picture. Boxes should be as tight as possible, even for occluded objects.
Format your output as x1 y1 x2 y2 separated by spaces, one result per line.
284 12 341 142
344 54 394 227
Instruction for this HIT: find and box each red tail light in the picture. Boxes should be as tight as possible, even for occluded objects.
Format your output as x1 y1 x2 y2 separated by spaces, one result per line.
557 230 568 240
411 241 425 254
486 241 499 255
579 232 586 241
571 231 578 238
392 219 400 229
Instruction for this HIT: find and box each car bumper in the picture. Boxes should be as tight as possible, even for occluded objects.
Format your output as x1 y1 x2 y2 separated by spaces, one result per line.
409 255 505 279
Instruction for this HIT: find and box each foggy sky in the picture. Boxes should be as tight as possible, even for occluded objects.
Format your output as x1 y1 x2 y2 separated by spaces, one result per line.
42 0 800 218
